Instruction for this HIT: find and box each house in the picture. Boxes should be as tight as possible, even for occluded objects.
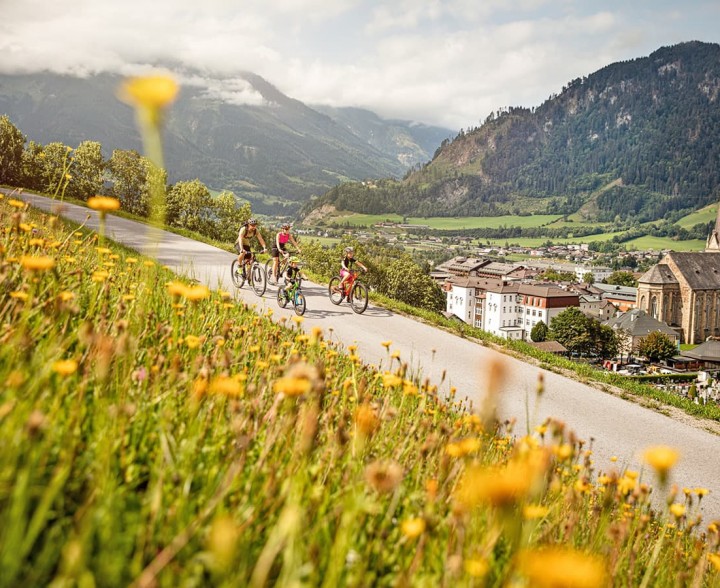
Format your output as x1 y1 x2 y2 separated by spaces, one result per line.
592 283 638 312
431 256 488 282
574 265 613 283
681 339 720 368
606 309 680 355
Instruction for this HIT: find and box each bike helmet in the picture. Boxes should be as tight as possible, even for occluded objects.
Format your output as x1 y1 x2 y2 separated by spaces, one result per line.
289 256 299 264
344 246 354 254
281 223 291 230
248 218 258 225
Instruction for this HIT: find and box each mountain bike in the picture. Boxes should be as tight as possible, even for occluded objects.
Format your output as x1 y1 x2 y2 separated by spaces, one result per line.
277 278 306 316
231 250 267 296
328 269 368 314
264 248 298 286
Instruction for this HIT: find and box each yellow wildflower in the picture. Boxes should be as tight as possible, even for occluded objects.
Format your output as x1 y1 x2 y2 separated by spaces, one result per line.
380 340 392 349
87 196 121 212
354 404 380 436
119 75 179 109
518 547 606 588
643 445 679 484
52 359 78 376
382 373 403 388
10 291 29 300
8 198 26 208
208 376 243 397
184 335 202 349
523 504 550 520
400 518 425 539
273 376 311 397
183 285 210 301
708 553 720 572
669 503 686 518
464 559 488 578
20 255 55 271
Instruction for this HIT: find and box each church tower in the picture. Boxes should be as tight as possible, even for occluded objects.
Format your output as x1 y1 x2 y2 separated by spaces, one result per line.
705 204 720 252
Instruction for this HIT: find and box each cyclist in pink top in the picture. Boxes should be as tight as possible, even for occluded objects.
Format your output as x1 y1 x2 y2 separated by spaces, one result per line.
270 223 301 283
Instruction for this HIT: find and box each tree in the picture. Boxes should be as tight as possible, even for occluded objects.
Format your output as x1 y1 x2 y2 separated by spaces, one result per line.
211 191 251 242
108 149 156 216
384 255 445 311
636 331 677 363
549 307 618 358
166 180 213 233
0 115 26 185
539 269 576 282
604 271 638 287
582 272 595 284
66 141 104 201
34 142 73 197
530 321 548 342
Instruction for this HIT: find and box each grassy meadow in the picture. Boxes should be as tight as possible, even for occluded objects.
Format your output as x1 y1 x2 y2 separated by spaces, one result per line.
676 204 718 229
325 213 563 230
2 195 720 587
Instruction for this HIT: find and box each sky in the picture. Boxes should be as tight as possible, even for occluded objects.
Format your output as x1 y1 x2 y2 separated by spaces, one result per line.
1 0 719 130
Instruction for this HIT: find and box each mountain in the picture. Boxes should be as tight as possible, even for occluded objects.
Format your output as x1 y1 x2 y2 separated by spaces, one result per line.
313 105 453 168
0 71 450 214
305 41 720 222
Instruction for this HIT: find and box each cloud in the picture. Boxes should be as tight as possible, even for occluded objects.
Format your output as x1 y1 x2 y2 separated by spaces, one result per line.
0 1 717 129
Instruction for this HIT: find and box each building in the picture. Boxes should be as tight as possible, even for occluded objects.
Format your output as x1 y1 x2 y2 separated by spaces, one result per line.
574 265 613 283
446 279 580 341
606 309 680 355
592 283 638 312
637 252 720 344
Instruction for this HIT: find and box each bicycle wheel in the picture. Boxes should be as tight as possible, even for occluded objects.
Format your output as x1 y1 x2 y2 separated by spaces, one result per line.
264 259 276 284
231 259 245 288
350 282 368 314
277 287 289 308
294 292 306 316
251 263 267 296
328 276 343 305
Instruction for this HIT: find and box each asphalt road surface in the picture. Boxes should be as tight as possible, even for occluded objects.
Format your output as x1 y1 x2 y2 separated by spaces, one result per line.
10 190 720 521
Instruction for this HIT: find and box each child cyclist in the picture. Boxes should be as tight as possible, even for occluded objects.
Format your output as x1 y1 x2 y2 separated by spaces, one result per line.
271 223 302 283
280 257 305 301
334 246 367 298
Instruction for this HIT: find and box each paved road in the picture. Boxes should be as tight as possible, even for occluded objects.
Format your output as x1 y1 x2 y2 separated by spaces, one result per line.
10 191 720 521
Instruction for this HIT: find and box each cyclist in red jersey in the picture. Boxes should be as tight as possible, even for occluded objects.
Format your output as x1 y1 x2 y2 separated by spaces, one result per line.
270 223 301 283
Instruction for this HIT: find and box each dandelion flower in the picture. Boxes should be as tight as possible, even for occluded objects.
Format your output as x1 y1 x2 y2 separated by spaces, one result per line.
518 547 606 588
52 359 78 376
208 376 243 397
273 376 311 397
184 335 202 349
119 75 179 110
184 285 210 301
380 340 392 349
523 504 550 520
8 198 26 208
10 291 29 300
643 445 679 484
708 553 720 572
669 503 686 518
464 559 488 578
354 404 379 436
87 196 121 213
20 255 55 271
400 518 425 539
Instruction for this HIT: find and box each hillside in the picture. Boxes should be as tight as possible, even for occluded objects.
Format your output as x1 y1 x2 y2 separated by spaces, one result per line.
306 41 720 222
0 71 451 214
1 195 717 586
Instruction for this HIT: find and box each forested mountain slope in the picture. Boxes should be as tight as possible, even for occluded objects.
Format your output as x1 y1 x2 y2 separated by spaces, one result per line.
0 71 450 214
306 41 720 221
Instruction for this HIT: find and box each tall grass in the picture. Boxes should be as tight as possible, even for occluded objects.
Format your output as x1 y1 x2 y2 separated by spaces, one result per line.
1 195 719 586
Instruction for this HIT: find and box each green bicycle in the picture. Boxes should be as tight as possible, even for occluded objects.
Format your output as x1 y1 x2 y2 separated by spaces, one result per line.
277 277 306 316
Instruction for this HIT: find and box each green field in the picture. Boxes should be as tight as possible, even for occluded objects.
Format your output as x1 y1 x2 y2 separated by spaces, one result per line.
329 213 563 229
479 230 627 248
300 235 342 248
623 236 705 252
675 204 718 229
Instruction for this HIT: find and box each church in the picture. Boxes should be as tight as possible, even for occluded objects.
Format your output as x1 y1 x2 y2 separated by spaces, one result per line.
636 209 720 344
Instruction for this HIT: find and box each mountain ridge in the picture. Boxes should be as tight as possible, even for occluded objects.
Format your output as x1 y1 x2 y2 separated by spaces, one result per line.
306 40 720 223
0 70 452 214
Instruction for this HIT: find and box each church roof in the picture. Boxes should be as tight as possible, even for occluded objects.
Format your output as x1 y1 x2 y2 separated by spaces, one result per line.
638 263 678 285
666 252 720 290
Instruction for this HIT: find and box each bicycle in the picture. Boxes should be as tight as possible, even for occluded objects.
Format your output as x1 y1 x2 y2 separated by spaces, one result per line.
264 248 298 286
231 250 267 296
277 277 306 316
328 269 369 314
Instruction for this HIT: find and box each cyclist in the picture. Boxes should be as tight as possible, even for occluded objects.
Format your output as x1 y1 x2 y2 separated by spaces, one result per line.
281 257 305 300
334 246 367 298
271 223 302 283
235 218 267 273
